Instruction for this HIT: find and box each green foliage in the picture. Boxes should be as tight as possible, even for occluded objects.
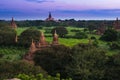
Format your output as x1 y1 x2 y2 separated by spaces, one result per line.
51 27 68 37
34 45 71 78
0 26 17 45
0 46 27 61
92 39 99 47
70 29 80 32
19 27 41 47
16 73 72 80
104 53 120 80
100 29 118 41
0 60 47 80
66 44 108 80
74 32 88 39
91 36 96 40
108 41 120 50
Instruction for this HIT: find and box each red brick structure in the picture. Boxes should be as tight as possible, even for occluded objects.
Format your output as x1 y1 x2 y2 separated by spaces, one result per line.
46 12 54 21
113 17 120 31
24 31 59 61
10 17 17 29
96 21 106 35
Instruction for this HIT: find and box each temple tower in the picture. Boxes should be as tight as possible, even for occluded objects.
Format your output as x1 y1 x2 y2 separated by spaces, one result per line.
52 30 59 45
10 17 17 29
29 39 36 54
49 12 52 19
46 12 54 21
39 32 47 46
114 17 120 30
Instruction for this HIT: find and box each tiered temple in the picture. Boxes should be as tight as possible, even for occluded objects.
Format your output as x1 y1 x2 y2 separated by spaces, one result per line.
24 31 59 61
96 21 106 35
46 12 54 21
113 17 120 31
10 17 17 29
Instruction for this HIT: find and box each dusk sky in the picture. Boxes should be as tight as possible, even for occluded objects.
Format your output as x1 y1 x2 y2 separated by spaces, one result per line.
1 0 120 20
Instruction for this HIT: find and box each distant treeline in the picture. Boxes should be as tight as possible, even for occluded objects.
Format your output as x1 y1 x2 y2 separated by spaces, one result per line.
0 19 115 28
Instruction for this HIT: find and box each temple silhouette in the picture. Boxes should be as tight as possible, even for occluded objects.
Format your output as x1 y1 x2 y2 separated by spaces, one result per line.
10 17 17 29
24 31 59 61
113 17 120 31
46 12 55 21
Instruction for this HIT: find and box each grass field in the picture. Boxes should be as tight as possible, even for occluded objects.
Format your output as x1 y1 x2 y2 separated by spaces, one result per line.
5 27 119 57
0 47 28 61
16 27 29 35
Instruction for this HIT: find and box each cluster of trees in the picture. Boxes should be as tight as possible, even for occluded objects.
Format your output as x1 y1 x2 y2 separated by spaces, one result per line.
33 44 120 80
0 19 115 28
0 60 47 80
0 24 17 45
19 27 41 47
100 29 119 42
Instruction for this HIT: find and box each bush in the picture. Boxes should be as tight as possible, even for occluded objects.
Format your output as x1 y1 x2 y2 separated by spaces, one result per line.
16 73 72 80
71 29 80 32
109 41 120 50
100 29 118 41
91 36 96 40
18 27 41 47
66 44 108 80
51 27 68 38
74 32 88 39
0 60 47 80
0 26 17 45
34 45 71 78
104 54 120 80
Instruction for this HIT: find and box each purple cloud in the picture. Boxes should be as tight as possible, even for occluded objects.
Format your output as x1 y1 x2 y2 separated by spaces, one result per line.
25 0 54 3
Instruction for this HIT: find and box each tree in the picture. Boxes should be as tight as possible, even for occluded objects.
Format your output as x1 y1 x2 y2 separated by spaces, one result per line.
87 23 97 34
19 27 41 47
74 32 88 39
51 27 68 38
104 53 120 80
0 26 17 45
0 60 47 80
100 29 118 41
66 44 108 80
34 45 71 78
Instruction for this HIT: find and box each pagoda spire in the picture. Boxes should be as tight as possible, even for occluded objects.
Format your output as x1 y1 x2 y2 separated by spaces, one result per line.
40 32 46 45
11 17 17 29
49 12 52 18
29 39 36 53
52 30 59 45
114 17 120 30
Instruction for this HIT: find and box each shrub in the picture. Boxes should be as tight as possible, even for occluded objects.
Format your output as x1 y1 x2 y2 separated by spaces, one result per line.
74 32 88 39
51 27 68 38
100 29 118 41
16 73 72 80
18 27 40 47
91 36 96 40
34 45 71 78
0 26 17 45
0 60 47 80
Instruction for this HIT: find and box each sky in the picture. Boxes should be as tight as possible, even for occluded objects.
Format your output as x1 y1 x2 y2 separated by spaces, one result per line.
0 0 120 20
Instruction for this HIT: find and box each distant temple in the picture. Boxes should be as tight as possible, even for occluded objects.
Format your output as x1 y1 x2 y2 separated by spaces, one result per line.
96 21 106 35
45 12 55 21
24 31 59 61
113 17 120 31
10 17 17 29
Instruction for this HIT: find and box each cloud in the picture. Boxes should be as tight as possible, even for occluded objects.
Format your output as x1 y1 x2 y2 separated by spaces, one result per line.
57 9 120 15
0 9 21 13
25 0 54 3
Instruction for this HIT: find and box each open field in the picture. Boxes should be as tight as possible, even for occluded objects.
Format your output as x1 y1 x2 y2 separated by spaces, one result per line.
0 26 119 61
0 47 28 61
